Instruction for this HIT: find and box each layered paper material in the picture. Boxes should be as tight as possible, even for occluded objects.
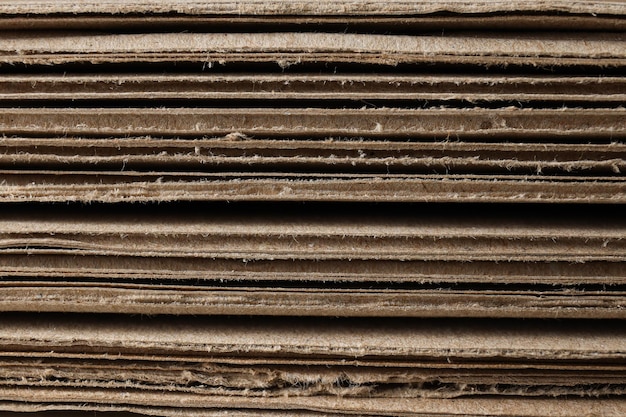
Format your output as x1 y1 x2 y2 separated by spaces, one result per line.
0 205 624 318
1 0 625 415
0 314 625 416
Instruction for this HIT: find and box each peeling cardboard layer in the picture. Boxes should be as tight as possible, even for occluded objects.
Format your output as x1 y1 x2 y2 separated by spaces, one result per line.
1 32 625 67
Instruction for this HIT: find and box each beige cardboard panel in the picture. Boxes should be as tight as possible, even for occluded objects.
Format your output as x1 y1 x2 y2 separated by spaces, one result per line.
0 175 624 203
1 0 625 16
1 75 625 102
1 108 623 139
0 286 624 318
1 32 624 67
0 314 624 359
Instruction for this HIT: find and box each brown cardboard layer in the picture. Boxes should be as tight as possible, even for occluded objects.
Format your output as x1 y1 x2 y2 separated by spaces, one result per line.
0 173 624 203
1 0 625 17
0 208 624 261
2 138 623 176
0 285 624 318
2 15 626 32
0 314 624 360
1 108 624 140
3 256 625 285
2 75 625 103
1 223 624 260
1 32 624 67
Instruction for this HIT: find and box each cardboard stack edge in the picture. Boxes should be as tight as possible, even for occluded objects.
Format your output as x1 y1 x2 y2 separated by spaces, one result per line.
0 1 624 416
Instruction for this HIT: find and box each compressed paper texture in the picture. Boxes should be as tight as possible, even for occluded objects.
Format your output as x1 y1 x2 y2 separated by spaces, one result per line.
0 0 625 415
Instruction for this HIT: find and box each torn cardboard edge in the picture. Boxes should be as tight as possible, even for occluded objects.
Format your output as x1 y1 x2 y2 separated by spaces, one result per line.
0 360 624 399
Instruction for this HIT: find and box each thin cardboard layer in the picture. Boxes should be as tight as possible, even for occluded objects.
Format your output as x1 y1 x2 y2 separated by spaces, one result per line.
0 285 624 318
0 314 624 359
1 174 624 203
3 256 626 285
1 208 624 257
1 75 625 102
1 108 624 139
2 138 623 176
1 32 624 67
2 15 626 31
2 0 625 16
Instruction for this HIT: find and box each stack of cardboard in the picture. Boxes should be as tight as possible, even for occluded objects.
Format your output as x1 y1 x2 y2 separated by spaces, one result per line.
0 1 625 416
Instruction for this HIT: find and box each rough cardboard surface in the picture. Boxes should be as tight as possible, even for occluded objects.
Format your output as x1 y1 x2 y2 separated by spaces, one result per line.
2 75 625 102
0 207 624 317
0 315 624 414
1 0 625 16
2 107 623 138
1 1 625 414
2 32 625 67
